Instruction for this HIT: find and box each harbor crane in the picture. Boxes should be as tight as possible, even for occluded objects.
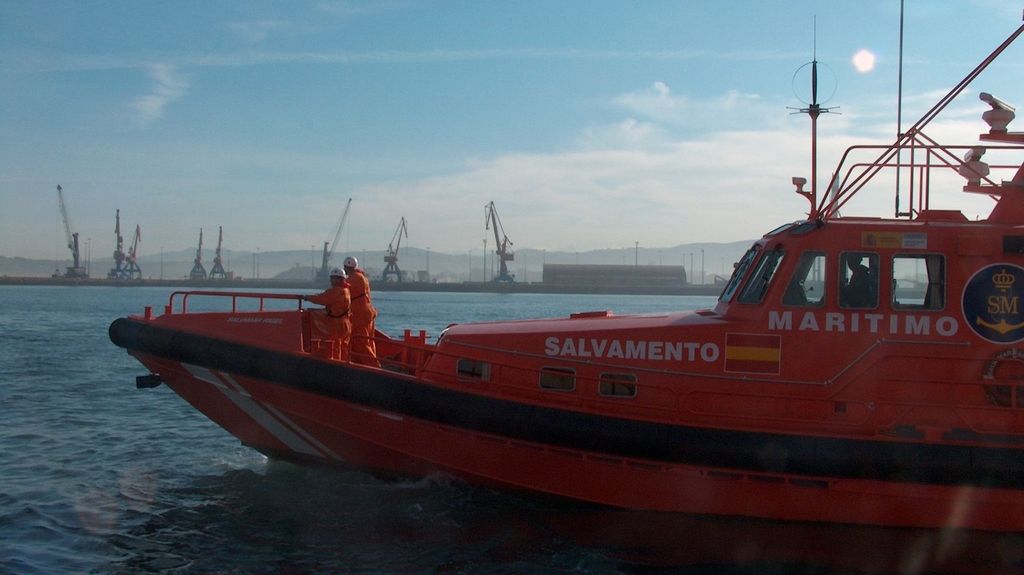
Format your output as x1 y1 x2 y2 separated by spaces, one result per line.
189 228 207 280
381 217 408 282
107 209 142 280
317 198 353 283
124 224 142 280
209 226 228 279
108 209 126 279
54 185 88 278
485 201 515 282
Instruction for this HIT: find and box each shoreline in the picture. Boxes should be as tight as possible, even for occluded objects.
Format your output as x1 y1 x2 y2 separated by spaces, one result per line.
0 275 723 297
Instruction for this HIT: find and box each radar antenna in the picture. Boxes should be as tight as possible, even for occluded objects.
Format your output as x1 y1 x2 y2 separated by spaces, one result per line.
789 16 839 218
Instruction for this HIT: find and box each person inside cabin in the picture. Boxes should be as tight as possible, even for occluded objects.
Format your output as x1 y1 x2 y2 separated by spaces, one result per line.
303 267 352 361
841 254 876 308
343 256 381 367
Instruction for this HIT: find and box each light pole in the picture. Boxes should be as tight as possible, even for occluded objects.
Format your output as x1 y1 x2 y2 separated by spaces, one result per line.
634 241 639 267
426 246 430 280
701 248 705 285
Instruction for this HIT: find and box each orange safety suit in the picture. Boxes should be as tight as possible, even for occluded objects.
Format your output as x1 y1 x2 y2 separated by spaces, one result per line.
307 280 352 361
346 268 380 366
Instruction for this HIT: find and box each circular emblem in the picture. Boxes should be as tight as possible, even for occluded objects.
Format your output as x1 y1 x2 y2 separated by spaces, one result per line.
963 264 1024 344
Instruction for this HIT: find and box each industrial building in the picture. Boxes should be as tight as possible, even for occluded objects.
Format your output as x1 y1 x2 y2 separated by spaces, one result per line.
542 264 688 290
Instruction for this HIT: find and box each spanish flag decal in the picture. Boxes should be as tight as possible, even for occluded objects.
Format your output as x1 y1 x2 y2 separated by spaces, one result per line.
725 333 781 374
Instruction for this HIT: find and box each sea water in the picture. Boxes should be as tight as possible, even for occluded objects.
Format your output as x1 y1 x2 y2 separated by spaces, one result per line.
4 286 1017 574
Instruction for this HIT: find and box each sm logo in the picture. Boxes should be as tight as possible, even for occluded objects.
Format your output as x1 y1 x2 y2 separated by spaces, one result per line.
964 264 1024 343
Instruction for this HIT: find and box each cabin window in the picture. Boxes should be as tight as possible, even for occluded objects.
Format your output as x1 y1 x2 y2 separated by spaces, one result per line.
765 222 796 236
599 373 638 398
839 252 879 309
1004 236 1024 254
539 366 576 392
456 358 490 381
719 247 759 302
892 254 945 310
738 247 785 304
788 221 821 236
783 251 826 307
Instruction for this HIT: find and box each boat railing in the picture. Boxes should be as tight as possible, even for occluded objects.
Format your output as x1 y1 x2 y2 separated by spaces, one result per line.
815 19 1024 221
822 140 1024 220
164 290 306 315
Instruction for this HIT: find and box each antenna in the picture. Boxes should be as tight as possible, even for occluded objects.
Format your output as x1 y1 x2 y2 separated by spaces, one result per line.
789 16 839 217
894 0 912 217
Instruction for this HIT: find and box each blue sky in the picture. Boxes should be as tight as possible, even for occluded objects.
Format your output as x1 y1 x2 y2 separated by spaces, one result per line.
3 1 1023 260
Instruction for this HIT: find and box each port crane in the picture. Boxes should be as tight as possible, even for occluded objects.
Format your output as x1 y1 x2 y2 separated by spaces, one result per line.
107 209 143 280
54 185 88 278
189 228 207 280
485 201 515 282
209 226 228 279
124 224 142 280
317 198 353 283
381 217 408 282
108 209 126 279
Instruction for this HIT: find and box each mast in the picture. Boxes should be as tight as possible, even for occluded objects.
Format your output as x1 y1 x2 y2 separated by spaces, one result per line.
791 18 837 219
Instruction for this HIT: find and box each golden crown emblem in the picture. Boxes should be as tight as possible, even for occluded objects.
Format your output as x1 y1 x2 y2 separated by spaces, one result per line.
993 268 1016 291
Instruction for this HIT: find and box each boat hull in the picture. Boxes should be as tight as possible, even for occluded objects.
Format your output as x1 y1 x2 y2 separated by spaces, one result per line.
111 317 1024 532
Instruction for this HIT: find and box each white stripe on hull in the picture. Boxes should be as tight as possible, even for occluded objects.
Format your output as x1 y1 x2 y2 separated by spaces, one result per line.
182 363 340 461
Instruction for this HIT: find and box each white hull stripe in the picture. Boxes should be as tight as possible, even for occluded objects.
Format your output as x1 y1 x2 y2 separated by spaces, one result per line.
220 373 341 460
182 363 337 461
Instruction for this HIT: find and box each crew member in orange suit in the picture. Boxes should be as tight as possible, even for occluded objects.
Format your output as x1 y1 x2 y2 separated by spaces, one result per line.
343 256 380 367
303 267 351 361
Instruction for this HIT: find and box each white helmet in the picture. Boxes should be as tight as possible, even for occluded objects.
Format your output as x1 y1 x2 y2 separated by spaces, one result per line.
343 256 358 269
329 267 346 278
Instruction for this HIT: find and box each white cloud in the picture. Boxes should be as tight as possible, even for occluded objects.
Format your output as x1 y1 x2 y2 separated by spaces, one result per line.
328 86 1000 254
612 82 773 133
337 128 811 253
316 1 408 18
226 20 311 44
613 81 686 123
578 118 670 150
131 64 189 127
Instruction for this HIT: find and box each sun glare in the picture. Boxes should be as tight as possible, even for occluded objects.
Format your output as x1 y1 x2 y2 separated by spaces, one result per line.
852 49 876 73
